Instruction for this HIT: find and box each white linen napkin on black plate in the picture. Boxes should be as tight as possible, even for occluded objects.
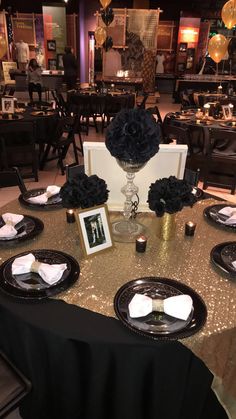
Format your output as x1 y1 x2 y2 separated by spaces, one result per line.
12 253 67 285
128 293 193 321
0 213 24 238
218 207 236 225
27 185 61 205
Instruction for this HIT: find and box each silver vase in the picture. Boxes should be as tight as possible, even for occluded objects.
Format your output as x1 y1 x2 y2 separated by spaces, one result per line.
112 159 148 242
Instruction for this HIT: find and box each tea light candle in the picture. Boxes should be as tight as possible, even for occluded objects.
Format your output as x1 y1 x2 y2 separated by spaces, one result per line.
185 221 196 236
196 119 201 124
217 84 223 93
136 235 147 253
66 209 75 223
232 121 236 127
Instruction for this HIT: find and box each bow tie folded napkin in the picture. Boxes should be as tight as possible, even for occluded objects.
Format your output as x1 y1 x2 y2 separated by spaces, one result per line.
28 185 61 205
0 213 24 238
12 253 67 285
218 207 236 225
128 293 193 321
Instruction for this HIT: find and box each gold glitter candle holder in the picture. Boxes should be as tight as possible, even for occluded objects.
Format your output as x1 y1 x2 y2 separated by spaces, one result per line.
159 213 176 241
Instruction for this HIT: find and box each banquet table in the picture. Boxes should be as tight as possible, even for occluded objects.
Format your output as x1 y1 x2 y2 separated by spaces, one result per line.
0 197 235 418
0 106 58 146
164 110 236 132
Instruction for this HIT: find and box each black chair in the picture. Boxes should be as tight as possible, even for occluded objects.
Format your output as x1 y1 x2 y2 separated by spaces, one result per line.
66 163 85 180
146 105 163 124
103 94 129 131
203 128 236 194
0 121 38 181
136 93 148 109
0 167 27 194
0 350 31 418
184 125 210 185
162 123 190 145
40 115 80 175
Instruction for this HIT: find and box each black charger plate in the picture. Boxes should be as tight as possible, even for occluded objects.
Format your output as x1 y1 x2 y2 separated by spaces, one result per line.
210 241 236 278
19 188 62 210
114 277 207 341
0 215 44 245
204 204 236 230
0 249 80 300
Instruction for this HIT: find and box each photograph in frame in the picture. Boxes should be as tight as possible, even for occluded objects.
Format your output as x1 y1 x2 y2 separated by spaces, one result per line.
48 59 57 70
57 53 64 70
47 40 56 51
76 204 114 256
1 97 14 114
222 105 232 120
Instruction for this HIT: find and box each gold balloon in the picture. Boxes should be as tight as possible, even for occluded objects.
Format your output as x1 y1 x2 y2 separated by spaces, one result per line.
0 34 7 60
94 26 107 46
222 0 236 29
208 34 228 63
100 0 112 9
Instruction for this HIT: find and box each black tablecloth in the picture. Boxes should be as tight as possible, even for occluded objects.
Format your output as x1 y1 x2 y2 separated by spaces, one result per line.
0 294 228 419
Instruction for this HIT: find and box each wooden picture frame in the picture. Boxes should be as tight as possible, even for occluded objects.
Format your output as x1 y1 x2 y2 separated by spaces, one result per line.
47 40 56 51
76 204 114 256
222 105 232 120
1 97 14 114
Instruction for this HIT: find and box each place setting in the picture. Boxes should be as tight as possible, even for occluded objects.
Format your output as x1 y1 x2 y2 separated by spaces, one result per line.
0 212 44 246
0 249 80 300
204 204 236 230
210 241 236 278
19 185 63 210
114 277 207 341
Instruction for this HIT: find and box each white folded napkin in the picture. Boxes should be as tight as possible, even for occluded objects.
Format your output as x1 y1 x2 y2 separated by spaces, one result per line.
128 293 193 321
28 185 61 205
218 206 236 225
0 213 24 238
12 253 67 285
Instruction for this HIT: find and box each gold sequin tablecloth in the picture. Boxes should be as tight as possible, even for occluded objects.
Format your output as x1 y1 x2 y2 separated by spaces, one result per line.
1 198 236 412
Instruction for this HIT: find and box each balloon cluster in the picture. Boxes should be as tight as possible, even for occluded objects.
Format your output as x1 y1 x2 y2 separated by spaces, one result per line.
94 0 114 51
208 0 236 65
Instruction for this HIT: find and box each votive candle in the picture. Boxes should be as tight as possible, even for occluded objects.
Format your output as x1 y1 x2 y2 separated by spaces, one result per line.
66 209 75 223
136 235 147 252
185 221 196 236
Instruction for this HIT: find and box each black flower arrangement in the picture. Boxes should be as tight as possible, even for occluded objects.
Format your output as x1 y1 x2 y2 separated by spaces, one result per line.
148 176 197 217
105 108 160 163
60 173 109 209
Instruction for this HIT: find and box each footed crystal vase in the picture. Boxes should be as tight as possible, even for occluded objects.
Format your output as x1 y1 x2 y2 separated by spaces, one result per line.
112 159 148 242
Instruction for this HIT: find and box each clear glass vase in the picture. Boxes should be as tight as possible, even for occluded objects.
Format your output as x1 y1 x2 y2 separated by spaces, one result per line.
112 159 148 242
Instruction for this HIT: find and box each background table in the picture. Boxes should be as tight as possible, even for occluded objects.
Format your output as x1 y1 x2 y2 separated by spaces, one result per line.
0 198 235 418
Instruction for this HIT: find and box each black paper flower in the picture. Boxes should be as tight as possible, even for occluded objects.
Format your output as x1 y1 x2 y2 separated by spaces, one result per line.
105 108 160 163
147 176 197 217
60 173 109 209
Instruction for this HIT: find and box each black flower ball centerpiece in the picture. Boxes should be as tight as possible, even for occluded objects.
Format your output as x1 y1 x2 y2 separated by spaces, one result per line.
105 108 161 242
148 176 197 217
148 176 197 241
105 108 160 164
60 173 109 209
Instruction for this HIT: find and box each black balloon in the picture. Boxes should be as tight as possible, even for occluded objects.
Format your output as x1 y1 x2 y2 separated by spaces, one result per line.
101 8 114 26
228 37 236 56
103 36 113 51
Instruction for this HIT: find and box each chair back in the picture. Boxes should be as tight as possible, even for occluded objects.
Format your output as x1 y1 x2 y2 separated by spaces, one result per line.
0 350 31 418
208 128 236 156
0 121 38 181
0 167 27 194
66 163 85 180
